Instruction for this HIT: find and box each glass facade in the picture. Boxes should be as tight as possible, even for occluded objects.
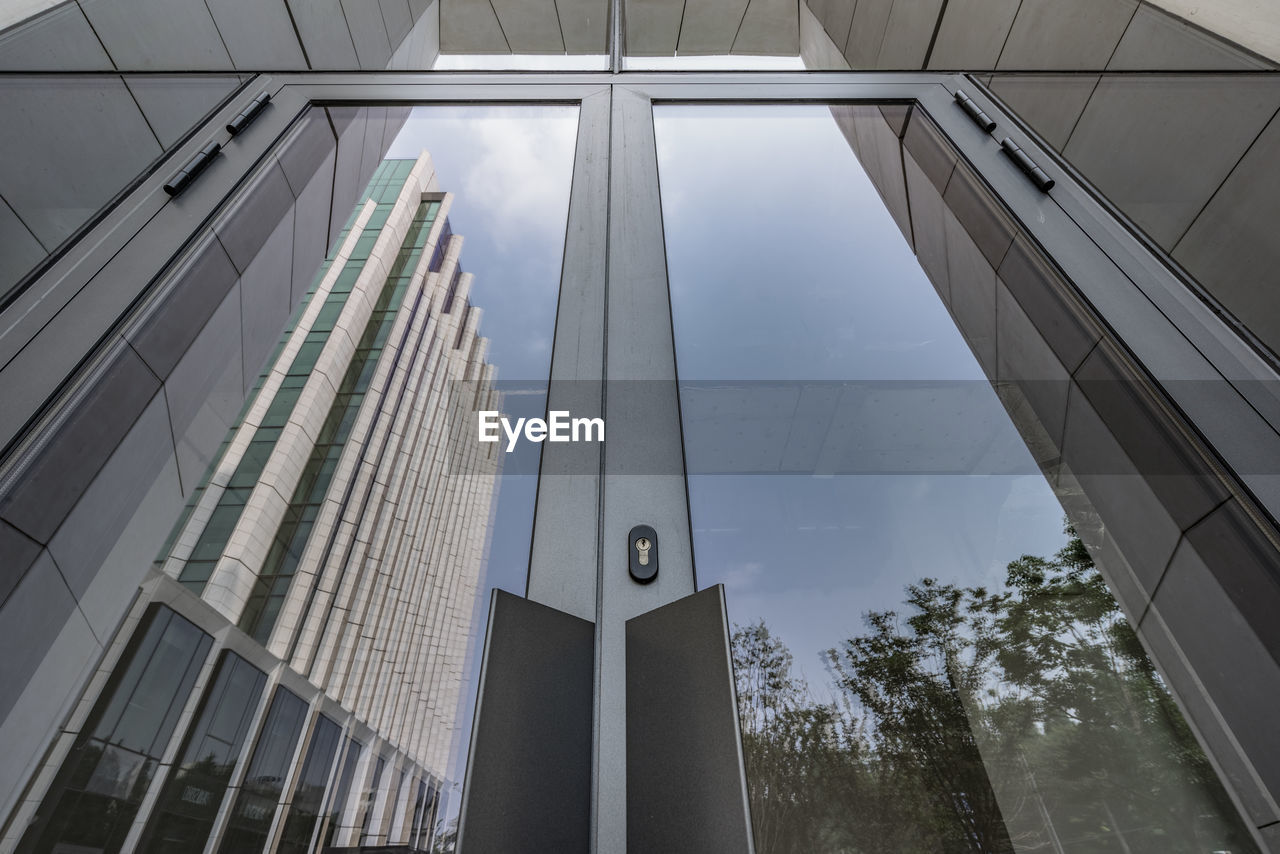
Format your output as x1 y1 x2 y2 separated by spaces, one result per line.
217 687 308 852
139 652 266 853
16 606 210 854
1 5 1279 848
655 103 1258 853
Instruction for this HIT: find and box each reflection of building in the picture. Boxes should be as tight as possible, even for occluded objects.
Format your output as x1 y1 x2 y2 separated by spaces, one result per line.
5 153 500 854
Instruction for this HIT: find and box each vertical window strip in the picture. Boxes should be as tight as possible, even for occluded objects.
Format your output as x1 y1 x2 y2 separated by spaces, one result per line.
171 179 410 594
238 201 437 643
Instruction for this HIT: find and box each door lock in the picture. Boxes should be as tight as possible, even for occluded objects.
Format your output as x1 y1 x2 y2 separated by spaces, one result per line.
628 525 658 584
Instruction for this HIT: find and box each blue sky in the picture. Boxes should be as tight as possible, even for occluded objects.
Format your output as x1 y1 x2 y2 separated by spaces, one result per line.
654 104 1069 696
383 101 1072 808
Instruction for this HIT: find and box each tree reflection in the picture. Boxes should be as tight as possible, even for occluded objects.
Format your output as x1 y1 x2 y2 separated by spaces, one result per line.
732 527 1258 854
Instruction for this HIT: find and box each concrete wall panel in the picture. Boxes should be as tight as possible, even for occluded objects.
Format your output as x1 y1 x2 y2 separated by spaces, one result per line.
1062 75 1280 246
79 0 233 70
205 0 308 68
996 0 1138 69
0 2 112 70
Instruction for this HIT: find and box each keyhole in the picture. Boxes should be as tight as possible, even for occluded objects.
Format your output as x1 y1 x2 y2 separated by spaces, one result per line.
635 537 652 566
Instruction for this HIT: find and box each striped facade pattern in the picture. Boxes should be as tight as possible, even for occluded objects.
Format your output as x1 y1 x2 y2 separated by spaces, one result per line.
2 152 500 853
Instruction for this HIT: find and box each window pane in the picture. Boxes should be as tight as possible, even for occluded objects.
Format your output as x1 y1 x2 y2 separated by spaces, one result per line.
140 652 266 854
16 606 210 854
656 103 1258 854
217 688 308 853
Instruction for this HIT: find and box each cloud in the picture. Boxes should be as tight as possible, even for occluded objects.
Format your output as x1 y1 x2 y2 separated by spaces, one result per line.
388 107 578 251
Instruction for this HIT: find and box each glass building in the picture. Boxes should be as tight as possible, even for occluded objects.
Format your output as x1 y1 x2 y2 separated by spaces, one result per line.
1 1 1280 853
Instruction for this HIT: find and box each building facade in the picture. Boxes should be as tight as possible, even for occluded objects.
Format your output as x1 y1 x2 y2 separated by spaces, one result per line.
2 153 498 853
1 1 1280 853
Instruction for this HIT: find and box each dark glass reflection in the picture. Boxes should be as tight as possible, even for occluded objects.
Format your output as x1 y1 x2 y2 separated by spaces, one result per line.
17 606 210 854
656 104 1257 853
139 651 266 854
277 713 342 854
217 687 308 852
321 737 363 848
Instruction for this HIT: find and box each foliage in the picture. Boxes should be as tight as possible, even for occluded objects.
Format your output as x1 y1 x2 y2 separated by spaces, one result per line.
731 527 1257 854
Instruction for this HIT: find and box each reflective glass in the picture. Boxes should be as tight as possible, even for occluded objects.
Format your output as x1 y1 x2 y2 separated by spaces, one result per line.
656 104 1257 853
276 714 342 854
16 606 210 854
217 688 308 853
139 652 266 854
142 104 577 845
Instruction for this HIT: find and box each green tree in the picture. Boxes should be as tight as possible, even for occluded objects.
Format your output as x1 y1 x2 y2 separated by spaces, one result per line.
731 526 1259 854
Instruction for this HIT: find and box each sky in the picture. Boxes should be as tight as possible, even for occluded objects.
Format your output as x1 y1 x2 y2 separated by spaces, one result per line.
380 101 1075 818
653 105 1070 696
385 106 578 810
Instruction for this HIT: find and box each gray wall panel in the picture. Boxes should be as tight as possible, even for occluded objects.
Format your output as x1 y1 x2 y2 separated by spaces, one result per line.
492 0 564 52
286 0 360 68
624 0 682 55
79 0 234 70
45 392 176 623
123 74 242 148
237 212 296 392
556 0 606 53
0 195 48 286
1148 502 1280 828
1109 3 1269 70
807 0 853 56
213 160 296 273
843 0 892 68
1173 111 1280 356
1062 75 1280 247
997 0 1138 70
125 231 240 379
0 553 81 723
205 0 308 69
328 106 369 245
0 342 161 544
0 519 43 609
876 0 943 68
989 74 1098 150
380 0 414 46
276 109 338 196
734 0 798 55
292 148 337 304
926 0 1020 69
677 0 749 54
440 0 509 53
167 281 244 490
0 76 162 248
0 2 112 70
342 0 394 67
0 554 100 823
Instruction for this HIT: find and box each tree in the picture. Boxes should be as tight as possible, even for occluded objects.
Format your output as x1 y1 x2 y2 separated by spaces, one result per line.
730 525 1259 854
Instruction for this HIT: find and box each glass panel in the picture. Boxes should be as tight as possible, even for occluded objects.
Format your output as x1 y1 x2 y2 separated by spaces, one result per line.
320 738 363 848
140 652 267 854
140 104 578 848
16 606 210 854
217 688 308 853
656 104 1258 853
276 714 342 854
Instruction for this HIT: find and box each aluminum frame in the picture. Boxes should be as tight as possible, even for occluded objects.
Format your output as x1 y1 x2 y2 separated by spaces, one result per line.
4 69 1280 852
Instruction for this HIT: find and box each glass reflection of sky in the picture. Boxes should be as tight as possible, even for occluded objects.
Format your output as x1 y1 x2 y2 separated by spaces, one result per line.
385 106 577 807
655 105 1067 691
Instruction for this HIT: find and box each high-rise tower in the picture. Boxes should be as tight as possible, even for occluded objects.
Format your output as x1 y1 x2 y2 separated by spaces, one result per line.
8 153 499 854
